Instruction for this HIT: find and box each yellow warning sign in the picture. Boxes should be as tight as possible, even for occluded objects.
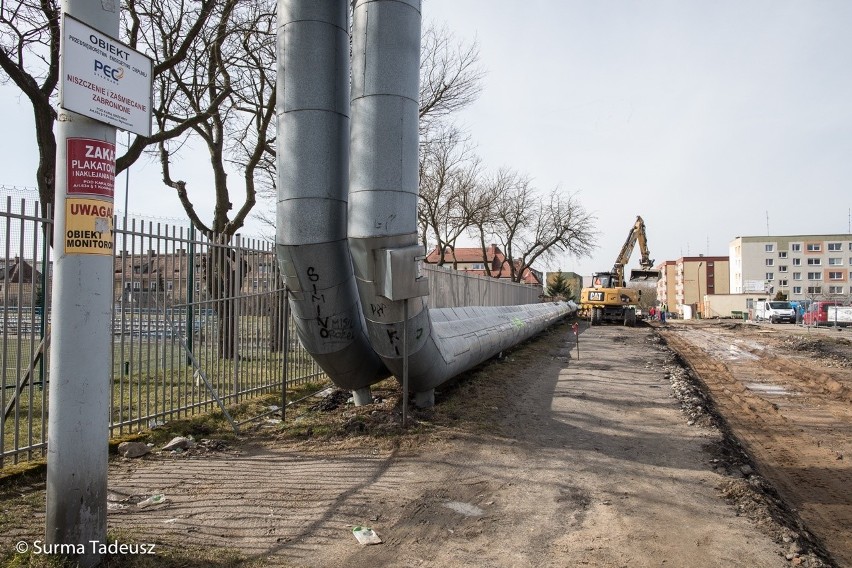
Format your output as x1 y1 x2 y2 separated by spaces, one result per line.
64 197 114 255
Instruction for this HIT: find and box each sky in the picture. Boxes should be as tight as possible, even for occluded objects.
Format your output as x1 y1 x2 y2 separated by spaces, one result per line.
423 0 852 276
2 0 851 277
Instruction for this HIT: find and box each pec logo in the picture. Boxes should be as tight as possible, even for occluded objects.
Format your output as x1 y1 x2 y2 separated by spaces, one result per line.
94 60 124 81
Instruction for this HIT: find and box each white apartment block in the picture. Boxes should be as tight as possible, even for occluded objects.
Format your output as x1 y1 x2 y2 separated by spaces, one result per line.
729 234 852 300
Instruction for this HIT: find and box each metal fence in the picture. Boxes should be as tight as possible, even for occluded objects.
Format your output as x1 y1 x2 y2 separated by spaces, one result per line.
2 194 545 467
424 263 543 307
1 196 325 466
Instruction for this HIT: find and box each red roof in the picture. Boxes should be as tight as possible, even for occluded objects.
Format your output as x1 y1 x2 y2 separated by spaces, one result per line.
424 245 541 285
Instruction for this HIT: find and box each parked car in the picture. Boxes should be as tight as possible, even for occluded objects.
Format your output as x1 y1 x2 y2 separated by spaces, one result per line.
802 301 852 327
754 300 796 324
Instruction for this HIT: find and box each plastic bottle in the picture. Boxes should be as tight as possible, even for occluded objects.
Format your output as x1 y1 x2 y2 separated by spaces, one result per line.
137 494 166 508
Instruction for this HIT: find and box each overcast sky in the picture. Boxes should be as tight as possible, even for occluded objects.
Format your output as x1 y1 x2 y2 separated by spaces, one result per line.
425 0 852 276
2 0 851 276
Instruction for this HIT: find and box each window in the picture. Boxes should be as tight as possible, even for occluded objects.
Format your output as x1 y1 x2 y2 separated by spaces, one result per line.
828 271 843 280
828 286 844 294
765 259 774 266
807 243 822 252
765 244 774 252
807 286 822 294
807 272 822 280
792 258 801 266
778 252 787 259
778 265 788 273
828 258 843 265
793 286 802 294
791 243 801 252
778 279 788 286
827 243 841 251
765 273 774 280
792 272 801 280
807 258 821 266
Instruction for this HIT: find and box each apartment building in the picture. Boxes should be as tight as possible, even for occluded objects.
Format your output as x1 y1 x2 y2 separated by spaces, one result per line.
674 256 730 314
655 257 730 316
655 261 676 307
729 234 852 300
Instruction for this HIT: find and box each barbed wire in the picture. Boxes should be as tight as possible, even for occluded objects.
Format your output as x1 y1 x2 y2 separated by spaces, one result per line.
1 184 191 225
1 185 272 242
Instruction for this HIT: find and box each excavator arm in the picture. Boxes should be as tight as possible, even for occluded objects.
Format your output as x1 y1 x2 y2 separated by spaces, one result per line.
612 216 660 285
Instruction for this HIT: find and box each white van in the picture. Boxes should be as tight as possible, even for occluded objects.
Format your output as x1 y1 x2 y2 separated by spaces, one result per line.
754 300 796 324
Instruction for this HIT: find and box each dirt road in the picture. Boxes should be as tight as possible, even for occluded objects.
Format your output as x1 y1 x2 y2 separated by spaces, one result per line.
2 320 844 567
659 320 852 567
103 322 810 566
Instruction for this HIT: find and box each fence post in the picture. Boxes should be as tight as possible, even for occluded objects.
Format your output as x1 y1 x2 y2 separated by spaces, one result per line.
186 224 195 365
281 287 290 420
233 234 242 400
38 206 50 389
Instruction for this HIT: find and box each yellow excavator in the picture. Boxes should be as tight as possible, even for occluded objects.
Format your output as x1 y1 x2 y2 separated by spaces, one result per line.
580 215 661 326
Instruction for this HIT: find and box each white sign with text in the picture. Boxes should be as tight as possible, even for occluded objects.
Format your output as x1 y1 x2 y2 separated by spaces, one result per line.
61 15 153 136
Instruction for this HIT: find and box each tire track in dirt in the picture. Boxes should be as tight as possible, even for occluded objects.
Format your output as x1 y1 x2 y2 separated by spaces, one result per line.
661 327 852 567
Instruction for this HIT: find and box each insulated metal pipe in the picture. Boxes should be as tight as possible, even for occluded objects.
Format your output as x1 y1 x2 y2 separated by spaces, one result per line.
348 0 573 405
276 0 387 393
275 0 573 408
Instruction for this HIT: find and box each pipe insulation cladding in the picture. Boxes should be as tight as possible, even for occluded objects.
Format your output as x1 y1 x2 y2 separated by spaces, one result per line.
276 0 575 406
275 0 389 391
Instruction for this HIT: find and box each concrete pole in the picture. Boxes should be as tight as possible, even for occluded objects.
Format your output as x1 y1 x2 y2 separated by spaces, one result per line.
46 2 119 565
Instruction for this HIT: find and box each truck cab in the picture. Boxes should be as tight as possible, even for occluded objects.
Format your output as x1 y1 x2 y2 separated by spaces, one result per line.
754 300 795 324
803 301 852 327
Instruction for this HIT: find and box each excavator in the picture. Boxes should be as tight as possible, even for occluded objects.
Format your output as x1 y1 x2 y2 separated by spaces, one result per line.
580 215 661 326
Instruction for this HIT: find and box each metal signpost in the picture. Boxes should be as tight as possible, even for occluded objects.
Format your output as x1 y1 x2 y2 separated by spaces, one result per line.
572 322 580 359
46 4 151 566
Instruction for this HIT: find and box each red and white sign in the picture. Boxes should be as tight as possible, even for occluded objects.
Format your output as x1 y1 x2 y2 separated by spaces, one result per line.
572 322 580 336
67 138 115 198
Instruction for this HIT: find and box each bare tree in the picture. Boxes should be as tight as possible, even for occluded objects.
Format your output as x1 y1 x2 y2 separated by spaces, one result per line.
0 0 221 217
474 169 596 283
418 22 484 138
0 0 59 215
417 125 482 265
154 0 276 358
157 0 274 237
511 188 596 282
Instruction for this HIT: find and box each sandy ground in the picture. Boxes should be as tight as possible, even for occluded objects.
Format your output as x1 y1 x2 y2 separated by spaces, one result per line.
3 319 846 567
103 321 817 567
659 320 851 567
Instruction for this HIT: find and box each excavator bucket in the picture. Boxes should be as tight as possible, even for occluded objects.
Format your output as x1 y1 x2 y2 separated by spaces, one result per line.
629 269 662 281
